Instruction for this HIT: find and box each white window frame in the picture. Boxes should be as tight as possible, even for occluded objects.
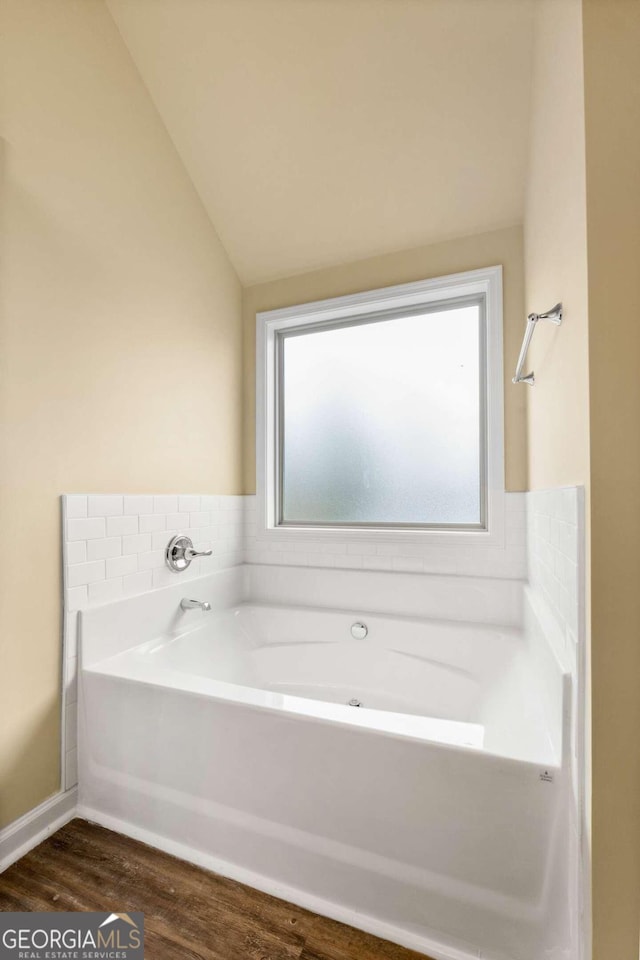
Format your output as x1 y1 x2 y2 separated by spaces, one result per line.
255 265 505 547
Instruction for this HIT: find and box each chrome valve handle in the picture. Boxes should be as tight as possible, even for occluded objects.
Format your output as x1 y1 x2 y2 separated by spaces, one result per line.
166 535 213 572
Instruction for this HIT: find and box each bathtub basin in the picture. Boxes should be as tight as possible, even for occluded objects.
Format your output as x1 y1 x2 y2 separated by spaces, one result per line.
78 565 571 960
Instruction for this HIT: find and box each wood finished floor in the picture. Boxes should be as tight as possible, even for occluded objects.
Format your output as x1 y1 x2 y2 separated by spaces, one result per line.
0 819 434 960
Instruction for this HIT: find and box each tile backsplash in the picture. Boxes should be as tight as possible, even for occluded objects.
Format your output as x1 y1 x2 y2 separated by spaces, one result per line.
525 487 586 958
526 486 583 662
63 494 244 612
525 485 585 792
243 493 527 579
61 493 244 790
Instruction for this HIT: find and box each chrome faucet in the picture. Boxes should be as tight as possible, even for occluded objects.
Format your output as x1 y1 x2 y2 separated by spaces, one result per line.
180 598 211 612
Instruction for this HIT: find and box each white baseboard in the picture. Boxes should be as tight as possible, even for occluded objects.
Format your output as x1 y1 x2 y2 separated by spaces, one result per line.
0 787 78 872
77 803 480 960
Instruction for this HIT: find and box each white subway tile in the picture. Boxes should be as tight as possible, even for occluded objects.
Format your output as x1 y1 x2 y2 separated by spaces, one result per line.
549 518 563 550
292 552 313 566
152 566 178 589
152 530 174 551
266 540 289 553
67 518 106 541
165 512 190 530
66 541 87 565
65 586 87 612
199 555 218 575
347 542 378 556
123 570 153 596
527 487 581 650
308 555 337 568
300 541 329 555
67 560 106 587
384 542 427 559
106 554 138 579
335 555 363 569
556 489 576 524
271 552 303 567
179 495 201 513
153 495 178 514
554 550 569 585
107 515 138 537
547 490 563 521
140 514 166 533
61 494 548 622
88 495 123 517
536 515 551 542
506 523 526 547
65 495 87 519
89 578 123 604
87 537 122 561
375 543 402 557
221 496 244 511
505 492 526 514
319 541 348 555
559 523 579 563
246 549 272 565
124 495 154 516
138 549 165 571
190 511 211 528
392 556 424 573
421 553 459 575
198 525 218 543
122 533 152 555
220 516 242 532
362 555 393 571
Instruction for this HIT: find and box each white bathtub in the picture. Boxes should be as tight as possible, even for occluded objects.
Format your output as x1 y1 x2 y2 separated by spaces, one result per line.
78 565 573 960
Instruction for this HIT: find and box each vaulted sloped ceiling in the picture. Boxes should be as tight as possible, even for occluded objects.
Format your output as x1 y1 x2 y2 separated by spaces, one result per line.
107 0 535 285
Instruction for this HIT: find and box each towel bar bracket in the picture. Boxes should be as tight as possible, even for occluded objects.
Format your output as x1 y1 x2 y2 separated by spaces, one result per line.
512 302 563 386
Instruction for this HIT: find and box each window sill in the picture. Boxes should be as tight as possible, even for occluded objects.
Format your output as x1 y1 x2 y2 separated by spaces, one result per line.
253 498 507 550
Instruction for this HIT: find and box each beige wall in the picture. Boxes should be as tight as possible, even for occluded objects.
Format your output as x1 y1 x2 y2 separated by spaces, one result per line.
524 0 589 491
525 1 640 956
522 0 593 945
105 0 535 287
582 2 640 957
243 225 527 495
0 0 242 827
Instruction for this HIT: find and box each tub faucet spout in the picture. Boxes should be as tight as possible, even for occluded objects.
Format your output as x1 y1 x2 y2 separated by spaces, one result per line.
180 598 211 612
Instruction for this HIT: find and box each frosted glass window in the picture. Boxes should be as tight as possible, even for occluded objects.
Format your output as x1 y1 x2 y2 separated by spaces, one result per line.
278 302 484 527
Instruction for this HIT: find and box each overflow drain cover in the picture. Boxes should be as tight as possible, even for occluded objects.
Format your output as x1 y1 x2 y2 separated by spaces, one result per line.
347 698 363 708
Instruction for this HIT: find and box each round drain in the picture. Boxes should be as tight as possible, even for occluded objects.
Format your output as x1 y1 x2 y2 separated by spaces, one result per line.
347 698 363 708
350 621 368 640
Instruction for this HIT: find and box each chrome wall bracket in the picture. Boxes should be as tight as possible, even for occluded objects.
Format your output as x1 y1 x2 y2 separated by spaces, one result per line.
512 303 563 386
166 535 213 572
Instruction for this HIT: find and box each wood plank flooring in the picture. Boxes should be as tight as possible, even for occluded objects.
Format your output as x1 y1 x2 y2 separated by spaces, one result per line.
0 819 433 960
